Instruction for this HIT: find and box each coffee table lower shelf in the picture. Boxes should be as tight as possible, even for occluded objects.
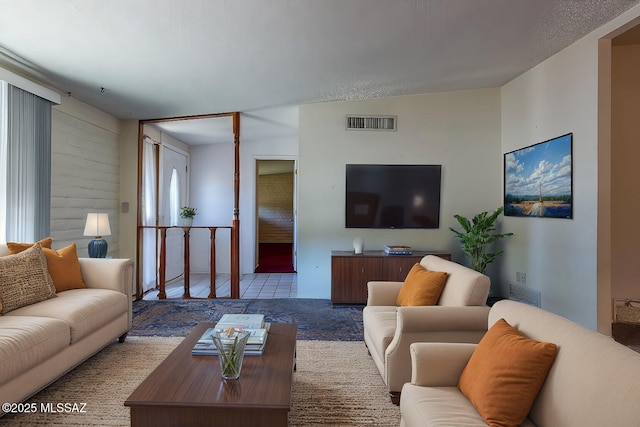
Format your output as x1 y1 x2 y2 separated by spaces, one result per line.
125 322 297 427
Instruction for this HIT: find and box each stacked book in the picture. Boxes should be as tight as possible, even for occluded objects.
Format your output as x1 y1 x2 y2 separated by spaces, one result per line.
192 313 269 356
384 245 413 255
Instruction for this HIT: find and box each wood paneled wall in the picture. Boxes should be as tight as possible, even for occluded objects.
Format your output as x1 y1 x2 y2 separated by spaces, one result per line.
50 104 120 255
258 172 293 243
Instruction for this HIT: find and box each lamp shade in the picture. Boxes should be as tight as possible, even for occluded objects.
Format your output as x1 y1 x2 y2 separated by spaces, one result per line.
83 213 111 237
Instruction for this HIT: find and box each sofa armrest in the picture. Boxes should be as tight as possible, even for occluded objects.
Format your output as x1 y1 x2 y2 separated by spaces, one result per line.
396 305 491 332
79 258 134 298
382 305 489 392
410 342 477 386
367 281 403 306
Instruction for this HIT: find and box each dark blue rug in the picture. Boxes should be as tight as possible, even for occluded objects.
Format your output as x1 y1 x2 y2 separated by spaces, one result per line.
131 298 364 341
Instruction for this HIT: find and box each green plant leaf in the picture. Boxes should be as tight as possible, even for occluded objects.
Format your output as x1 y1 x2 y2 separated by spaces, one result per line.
449 206 513 273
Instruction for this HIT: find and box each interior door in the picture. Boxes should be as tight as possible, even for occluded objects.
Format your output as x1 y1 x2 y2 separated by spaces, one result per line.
161 145 189 281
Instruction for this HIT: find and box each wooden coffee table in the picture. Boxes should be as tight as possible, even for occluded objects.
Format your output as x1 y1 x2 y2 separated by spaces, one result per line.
125 322 297 427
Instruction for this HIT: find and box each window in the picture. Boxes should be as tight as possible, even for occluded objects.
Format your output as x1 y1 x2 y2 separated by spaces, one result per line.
0 81 52 242
0 81 6 242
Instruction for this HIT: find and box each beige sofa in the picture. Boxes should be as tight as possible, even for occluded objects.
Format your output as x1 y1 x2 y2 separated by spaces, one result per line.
363 255 491 403
400 299 640 426
0 244 134 413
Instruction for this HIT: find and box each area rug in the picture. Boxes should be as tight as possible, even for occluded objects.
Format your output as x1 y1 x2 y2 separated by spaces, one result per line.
1 337 400 426
131 298 364 340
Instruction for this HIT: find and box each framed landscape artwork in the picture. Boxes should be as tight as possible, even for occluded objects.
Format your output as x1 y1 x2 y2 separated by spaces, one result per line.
504 133 573 219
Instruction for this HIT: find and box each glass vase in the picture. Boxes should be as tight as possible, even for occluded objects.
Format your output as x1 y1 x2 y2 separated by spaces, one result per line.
212 329 250 380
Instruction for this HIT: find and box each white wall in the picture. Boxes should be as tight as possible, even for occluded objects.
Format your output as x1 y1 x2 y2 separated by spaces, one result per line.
118 119 139 263
189 141 234 274
298 88 502 299
51 96 121 257
189 132 298 276
500 4 640 330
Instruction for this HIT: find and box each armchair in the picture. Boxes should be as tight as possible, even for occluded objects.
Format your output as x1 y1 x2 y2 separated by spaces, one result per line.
362 255 490 404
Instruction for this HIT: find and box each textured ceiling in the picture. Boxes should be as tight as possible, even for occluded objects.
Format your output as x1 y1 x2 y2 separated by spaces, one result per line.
0 0 639 124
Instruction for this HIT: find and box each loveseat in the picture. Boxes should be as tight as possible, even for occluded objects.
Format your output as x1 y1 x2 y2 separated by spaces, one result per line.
400 299 640 426
363 255 490 403
0 242 134 414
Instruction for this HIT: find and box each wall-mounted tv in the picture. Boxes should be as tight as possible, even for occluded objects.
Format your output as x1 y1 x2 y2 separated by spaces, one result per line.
345 164 442 229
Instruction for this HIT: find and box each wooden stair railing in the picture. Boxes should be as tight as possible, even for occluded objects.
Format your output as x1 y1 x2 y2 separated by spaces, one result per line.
142 225 233 299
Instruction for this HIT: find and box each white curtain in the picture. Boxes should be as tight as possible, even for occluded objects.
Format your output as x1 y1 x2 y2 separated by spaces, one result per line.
141 137 159 293
2 83 51 242
0 81 7 243
169 167 180 226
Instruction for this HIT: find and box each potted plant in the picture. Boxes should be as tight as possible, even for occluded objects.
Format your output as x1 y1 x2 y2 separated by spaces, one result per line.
179 206 197 227
449 206 513 274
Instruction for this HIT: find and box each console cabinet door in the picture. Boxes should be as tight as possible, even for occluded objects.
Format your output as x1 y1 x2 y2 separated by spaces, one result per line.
331 256 383 304
383 256 423 281
330 252 451 304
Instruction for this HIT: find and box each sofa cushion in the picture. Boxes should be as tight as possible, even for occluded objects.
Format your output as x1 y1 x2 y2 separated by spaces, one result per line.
421 255 490 306
458 318 558 427
363 306 397 355
8 242 86 292
5 288 127 343
397 264 448 306
0 315 70 385
0 244 57 314
400 385 494 427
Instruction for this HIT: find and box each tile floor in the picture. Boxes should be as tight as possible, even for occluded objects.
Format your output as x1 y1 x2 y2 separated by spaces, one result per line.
142 272 298 300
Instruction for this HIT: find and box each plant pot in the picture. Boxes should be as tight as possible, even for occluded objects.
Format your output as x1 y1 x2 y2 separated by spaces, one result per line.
179 217 193 227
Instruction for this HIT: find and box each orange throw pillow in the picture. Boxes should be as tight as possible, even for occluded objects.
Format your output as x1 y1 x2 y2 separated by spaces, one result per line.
7 237 53 253
41 243 86 292
396 263 448 306
458 318 558 427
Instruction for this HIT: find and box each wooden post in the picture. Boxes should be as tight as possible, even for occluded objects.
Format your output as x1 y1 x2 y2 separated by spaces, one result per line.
231 112 241 299
208 227 217 298
182 227 191 298
158 227 168 299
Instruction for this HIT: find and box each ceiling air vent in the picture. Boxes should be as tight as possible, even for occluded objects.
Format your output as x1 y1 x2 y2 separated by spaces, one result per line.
346 115 397 131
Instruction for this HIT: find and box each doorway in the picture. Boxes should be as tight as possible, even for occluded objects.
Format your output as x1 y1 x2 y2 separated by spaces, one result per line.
255 159 296 273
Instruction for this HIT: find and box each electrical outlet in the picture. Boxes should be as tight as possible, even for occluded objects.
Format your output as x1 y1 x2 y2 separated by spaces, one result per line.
521 273 526 284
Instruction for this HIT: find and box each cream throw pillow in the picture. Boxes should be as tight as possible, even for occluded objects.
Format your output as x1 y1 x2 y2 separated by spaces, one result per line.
0 244 57 314
8 241 86 292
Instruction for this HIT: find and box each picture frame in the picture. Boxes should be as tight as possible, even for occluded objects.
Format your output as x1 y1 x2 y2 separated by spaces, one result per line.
504 133 573 219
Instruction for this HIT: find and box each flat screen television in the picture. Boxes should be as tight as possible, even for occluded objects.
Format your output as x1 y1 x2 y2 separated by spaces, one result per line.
345 164 442 229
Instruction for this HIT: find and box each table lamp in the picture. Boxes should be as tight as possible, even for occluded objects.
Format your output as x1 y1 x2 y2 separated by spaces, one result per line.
83 213 111 258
